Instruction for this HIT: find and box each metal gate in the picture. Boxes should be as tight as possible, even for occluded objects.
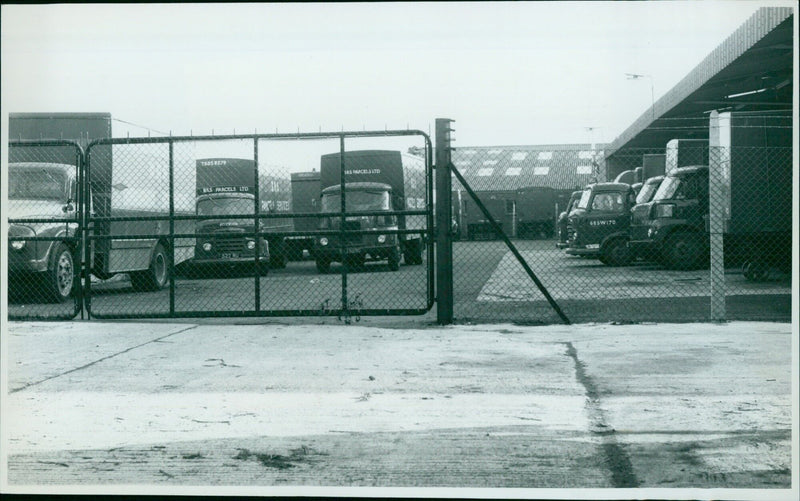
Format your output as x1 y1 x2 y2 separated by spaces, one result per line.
81 130 433 320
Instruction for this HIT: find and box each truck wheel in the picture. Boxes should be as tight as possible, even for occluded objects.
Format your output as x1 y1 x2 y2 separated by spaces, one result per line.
131 243 169 291
388 246 401 271
403 240 423 265
46 243 75 303
742 260 769 281
602 238 632 267
316 257 331 274
270 253 287 269
663 232 703 270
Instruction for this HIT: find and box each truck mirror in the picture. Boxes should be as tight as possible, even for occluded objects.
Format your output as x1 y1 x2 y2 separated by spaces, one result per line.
62 199 75 213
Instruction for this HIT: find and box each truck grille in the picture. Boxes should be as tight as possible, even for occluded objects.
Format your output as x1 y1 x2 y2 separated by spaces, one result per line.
631 205 650 225
342 220 363 245
566 223 575 242
215 236 245 252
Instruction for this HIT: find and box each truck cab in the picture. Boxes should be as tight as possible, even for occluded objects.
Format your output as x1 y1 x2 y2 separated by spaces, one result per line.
314 182 401 273
556 190 581 249
565 182 635 266
194 191 269 273
629 166 709 270
7 162 80 302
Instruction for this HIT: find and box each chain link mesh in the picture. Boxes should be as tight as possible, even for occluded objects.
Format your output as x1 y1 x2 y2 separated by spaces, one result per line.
450 139 792 325
79 133 432 319
7 121 792 324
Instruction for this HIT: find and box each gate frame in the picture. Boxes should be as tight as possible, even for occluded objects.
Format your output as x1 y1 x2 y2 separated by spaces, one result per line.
83 129 435 320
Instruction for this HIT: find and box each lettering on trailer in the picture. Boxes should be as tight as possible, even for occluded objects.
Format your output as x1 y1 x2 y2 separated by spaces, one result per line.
345 169 382 175
198 186 251 194
589 220 617 226
199 160 229 166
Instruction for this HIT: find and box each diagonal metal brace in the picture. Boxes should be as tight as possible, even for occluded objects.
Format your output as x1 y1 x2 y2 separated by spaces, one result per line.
448 162 570 325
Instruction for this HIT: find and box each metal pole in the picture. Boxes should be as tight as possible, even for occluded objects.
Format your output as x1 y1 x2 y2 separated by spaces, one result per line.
435 118 454 325
169 140 175 315
254 138 261 312
708 111 727 321
340 135 348 315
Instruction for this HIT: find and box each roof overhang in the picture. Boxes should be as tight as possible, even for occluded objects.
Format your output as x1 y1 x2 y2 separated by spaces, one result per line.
606 7 793 156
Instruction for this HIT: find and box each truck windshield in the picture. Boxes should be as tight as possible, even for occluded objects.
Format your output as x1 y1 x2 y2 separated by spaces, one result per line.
197 197 255 216
652 177 681 201
636 181 660 204
9 168 68 201
321 190 390 212
576 188 592 209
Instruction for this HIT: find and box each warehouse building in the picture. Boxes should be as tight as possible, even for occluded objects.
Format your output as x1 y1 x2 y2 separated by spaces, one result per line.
450 144 605 239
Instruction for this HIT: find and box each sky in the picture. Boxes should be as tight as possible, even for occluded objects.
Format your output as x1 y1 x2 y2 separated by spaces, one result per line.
0 1 792 149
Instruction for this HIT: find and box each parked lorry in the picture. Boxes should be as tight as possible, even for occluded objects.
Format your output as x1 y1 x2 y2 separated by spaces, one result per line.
515 186 557 239
629 111 792 274
193 158 270 273
285 171 321 261
463 191 513 240
314 150 426 272
564 182 636 266
556 190 582 249
7 112 194 302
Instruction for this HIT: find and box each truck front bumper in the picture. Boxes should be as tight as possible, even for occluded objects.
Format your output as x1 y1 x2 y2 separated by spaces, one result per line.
564 243 600 257
7 244 48 274
315 244 396 262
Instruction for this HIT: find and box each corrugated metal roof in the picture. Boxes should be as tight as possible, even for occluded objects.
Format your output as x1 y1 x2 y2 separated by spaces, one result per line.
451 144 605 192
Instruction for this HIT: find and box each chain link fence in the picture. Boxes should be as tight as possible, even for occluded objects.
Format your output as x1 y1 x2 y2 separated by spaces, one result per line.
6 131 433 321
449 121 793 324
6 115 792 325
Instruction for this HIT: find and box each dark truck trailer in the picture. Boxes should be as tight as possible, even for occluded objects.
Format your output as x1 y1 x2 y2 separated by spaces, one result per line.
285 171 321 261
515 186 556 239
193 158 269 273
314 150 426 272
564 182 636 266
629 110 792 274
7 113 193 302
463 192 513 240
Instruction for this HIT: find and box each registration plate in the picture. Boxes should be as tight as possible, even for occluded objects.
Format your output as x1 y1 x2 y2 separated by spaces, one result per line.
221 252 239 259
586 244 600 250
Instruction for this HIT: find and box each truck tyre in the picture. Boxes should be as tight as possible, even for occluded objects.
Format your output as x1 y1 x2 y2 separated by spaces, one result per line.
131 243 169 291
742 260 769 281
46 243 75 303
663 231 703 270
388 246 401 271
403 240 423 265
602 238 632 267
316 257 331 274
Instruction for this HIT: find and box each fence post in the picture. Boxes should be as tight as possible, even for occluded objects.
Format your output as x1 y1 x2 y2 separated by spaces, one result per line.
709 111 727 321
435 118 455 325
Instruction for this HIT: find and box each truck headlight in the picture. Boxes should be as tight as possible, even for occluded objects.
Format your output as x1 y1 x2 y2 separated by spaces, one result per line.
654 203 675 218
377 235 386 243
246 240 256 250
202 242 212 251
11 240 26 251
320 237 328 246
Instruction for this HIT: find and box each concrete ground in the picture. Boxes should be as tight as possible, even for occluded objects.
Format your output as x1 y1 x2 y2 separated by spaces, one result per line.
1 320 797 499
